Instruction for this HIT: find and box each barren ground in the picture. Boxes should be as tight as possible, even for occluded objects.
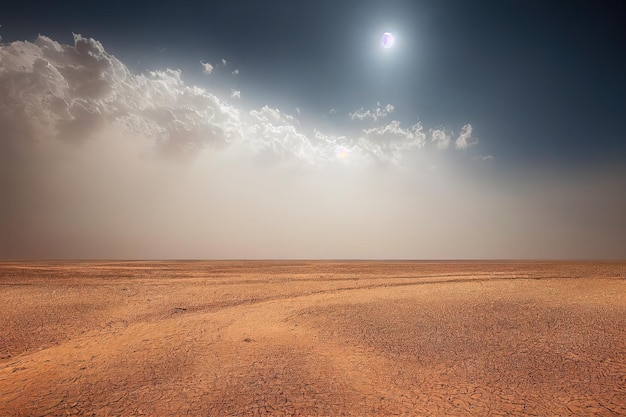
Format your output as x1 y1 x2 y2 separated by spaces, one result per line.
0 261 625 416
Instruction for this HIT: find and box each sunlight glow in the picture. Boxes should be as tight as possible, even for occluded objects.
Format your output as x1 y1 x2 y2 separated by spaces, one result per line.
336 146 350 159
381 32 395 49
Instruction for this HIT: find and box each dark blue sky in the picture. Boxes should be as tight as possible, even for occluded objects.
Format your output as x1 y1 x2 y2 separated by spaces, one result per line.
3 0 625 165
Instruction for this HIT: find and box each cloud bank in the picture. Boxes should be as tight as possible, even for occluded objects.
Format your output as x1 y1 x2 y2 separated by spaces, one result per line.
0 34 475 167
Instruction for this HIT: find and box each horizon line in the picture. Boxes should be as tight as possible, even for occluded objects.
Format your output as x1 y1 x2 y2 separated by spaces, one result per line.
1 258 624 263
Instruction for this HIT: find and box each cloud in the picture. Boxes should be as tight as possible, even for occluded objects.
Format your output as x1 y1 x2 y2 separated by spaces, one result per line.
201 61 214 74
350 102 394 122
0 34 477 167
202 60 238 75
455 124 477 149
430 128 452 150
359 120 426 164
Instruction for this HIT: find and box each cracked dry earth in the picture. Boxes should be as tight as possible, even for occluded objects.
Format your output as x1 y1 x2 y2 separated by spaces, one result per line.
0 261 625 416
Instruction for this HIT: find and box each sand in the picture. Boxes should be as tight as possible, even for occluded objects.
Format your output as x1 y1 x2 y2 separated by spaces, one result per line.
0 261 624 416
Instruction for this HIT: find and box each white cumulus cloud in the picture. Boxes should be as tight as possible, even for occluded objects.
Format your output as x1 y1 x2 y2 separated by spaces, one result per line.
0 34 478 167
455 124 477 149
430 128 452 150
350 102 395 122
201 61 214 74
359 120 426 164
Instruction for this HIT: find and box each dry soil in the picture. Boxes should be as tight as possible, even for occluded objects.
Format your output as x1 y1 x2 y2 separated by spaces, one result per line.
0 261 625 416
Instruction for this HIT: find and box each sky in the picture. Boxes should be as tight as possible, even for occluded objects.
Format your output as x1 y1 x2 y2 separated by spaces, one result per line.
1 0 625 259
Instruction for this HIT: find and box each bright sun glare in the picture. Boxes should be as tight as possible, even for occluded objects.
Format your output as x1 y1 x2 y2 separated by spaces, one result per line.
381 32 395 49
336 146 349 160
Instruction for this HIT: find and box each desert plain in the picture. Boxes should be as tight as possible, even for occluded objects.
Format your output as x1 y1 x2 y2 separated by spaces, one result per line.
0 261 624 416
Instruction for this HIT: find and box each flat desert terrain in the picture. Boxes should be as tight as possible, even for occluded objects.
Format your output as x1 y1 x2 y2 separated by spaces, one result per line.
0 261 625 416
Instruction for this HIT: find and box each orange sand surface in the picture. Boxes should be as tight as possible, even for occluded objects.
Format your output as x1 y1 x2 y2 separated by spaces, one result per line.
1 261 625 416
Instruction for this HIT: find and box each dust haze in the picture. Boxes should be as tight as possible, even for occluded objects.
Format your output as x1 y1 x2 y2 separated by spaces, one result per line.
1 35 625 259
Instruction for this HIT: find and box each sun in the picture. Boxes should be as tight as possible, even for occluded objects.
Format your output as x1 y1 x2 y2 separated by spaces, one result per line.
336 146 350 160
381 32 395 49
